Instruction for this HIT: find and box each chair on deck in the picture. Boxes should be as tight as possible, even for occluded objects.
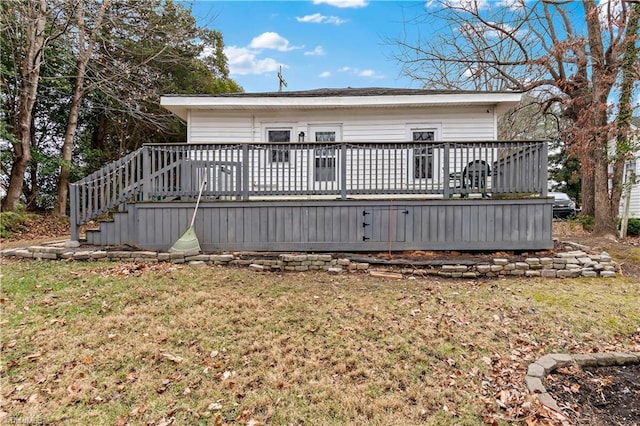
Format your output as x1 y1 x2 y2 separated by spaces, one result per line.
462 160 491 197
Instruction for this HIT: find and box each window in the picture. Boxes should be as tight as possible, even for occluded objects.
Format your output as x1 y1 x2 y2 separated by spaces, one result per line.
412 130 435 179
268 129 291 163
313 131 337 182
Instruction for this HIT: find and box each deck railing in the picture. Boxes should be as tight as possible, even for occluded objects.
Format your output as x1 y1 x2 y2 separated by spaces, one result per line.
70 140 548 240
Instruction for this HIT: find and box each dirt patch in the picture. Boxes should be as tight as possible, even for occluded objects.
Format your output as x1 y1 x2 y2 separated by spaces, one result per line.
0 214 69 249
546 363 640 426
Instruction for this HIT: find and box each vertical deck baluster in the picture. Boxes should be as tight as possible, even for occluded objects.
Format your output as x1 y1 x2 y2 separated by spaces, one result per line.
242 144 249 200
443 143 450 198
142 146 149 201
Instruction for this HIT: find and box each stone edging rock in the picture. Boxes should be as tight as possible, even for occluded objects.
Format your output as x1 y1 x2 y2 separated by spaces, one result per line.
525 352 640 412
0 242 621 279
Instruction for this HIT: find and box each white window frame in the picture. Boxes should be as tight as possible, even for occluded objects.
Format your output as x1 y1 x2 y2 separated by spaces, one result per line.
263 124 294 164
308 125 342 186
405 124 441 182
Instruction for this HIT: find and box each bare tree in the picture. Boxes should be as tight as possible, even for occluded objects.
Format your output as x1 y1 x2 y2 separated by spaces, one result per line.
53 0 110 216
394 0 639 236
1 0 48 212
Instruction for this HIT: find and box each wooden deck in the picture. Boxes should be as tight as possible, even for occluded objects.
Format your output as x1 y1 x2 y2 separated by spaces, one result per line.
72 141 552 252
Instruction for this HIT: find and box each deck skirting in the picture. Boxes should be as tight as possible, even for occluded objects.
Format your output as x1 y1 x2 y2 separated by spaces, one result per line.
87 198 554 252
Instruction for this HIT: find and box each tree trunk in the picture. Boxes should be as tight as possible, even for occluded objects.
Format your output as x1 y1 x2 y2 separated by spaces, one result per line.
55 75 86 216
1 0 47 212
583 0 621 237
611 2 640 230
593 148 617 237
54 0 110 216
580 168 595 217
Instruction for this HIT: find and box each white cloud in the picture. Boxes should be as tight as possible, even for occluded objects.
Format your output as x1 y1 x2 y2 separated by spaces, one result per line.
357 69 384 79
598 0 625 27
304 46 326 56
337 66 383 79
296 13 347 24
426 0 490 10
249 32 302 52
319 71 332 78
313 0 368 8
224 46 282 76
494 0 526 9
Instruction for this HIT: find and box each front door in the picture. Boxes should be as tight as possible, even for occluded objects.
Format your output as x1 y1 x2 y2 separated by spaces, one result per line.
309 125 341 192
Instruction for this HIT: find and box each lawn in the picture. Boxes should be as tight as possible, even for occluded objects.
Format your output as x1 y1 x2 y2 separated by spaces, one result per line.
1 258 638 425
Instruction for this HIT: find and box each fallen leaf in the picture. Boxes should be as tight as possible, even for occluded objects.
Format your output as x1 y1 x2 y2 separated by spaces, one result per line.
115 415 128 426
130 403 148 416
25 352 42 361
66 382 82 395
214 414 224 426
82 356 94 365
208 402 223 410
157 417 174 426
161 353 184 363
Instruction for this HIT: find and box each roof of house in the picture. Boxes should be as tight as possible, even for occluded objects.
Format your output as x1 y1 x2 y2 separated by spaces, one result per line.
161 87 523 121
163 87 521 98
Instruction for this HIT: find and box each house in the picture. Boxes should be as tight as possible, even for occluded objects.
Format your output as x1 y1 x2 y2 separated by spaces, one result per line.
70 88 554 252
619 118 640 219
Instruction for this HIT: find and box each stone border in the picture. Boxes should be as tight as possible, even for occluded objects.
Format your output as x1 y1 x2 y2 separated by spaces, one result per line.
525 352 640 412
0 243 620 278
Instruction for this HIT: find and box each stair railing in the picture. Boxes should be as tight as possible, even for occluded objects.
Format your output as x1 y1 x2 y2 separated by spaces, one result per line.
70 147 147 241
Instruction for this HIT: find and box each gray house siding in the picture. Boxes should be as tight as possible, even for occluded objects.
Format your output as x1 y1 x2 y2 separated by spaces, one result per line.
88 198 553 252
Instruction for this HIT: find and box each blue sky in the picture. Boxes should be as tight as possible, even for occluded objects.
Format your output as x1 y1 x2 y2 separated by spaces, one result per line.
191 0 426 92
189 0 638 112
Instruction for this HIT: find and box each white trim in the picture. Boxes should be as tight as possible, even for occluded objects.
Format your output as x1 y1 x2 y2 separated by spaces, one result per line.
262 124 295 164
406 125 442 183
261 123 295 143
161 93 523 121
308 125 342 191
186 109 192 143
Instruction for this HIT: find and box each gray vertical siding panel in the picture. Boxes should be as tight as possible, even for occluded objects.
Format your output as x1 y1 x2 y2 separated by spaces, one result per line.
437 206 445 242
301 208 309 243
120 199 553 251
463 205 472 242
453 206 462 242
323 207 332 242
493 205 503 243
275 207 285 242
478 205 500 241
284 208 294 242
255 207 265 243
308 207 318 242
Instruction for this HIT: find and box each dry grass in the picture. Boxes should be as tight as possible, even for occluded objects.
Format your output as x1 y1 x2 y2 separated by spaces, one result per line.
1 259 639 425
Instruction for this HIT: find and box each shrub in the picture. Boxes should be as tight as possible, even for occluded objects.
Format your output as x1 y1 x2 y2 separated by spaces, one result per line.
626 218 640 236
578 214 594 232
0 207 29 239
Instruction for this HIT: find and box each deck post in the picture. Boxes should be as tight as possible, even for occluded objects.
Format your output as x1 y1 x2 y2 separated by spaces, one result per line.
340 143 347 199
142 145 150 201
69 183 79 241
541 141 548 197
443 142 451 198
242 143 250 200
